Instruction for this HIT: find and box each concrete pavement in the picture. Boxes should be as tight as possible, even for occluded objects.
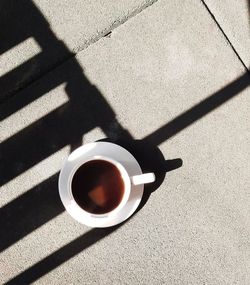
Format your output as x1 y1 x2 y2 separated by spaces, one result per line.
1 0 250 284
0 0 157 100
203 0 250 69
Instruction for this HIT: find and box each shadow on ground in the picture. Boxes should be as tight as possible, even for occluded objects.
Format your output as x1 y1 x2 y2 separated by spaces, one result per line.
0 0 249 284
98 138 183 211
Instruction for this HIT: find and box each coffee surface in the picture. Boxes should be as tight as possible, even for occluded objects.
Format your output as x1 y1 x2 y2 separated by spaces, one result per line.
71 160 125 214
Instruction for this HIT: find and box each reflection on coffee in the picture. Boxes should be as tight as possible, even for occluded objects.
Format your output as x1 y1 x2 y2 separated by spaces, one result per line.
71 160 125 214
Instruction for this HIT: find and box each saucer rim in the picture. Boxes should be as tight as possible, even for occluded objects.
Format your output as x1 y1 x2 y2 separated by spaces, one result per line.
59 142 144 228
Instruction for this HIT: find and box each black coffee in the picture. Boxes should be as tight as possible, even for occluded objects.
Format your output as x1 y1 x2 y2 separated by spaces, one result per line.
71 160 125 214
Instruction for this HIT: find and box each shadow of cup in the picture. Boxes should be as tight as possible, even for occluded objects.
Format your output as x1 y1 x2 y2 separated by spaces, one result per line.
97 138 183 212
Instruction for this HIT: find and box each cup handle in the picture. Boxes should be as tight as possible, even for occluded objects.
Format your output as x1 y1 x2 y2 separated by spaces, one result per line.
130 173 155 186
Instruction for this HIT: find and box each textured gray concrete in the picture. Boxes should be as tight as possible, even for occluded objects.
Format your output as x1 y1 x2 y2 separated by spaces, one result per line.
0 0 156 100
34 0 158 52
1 0 250 284
203 0 250 69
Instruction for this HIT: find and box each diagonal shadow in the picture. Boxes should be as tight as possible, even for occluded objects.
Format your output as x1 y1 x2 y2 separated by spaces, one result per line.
4 66 250 283
4 227 120 285
4 71 250 285
1 70 249 257
143 72 250 145
0 142 181 253
1 0 250 283
0 67 130 186
0 0 73 102
0 173 62 252
0 0 132 253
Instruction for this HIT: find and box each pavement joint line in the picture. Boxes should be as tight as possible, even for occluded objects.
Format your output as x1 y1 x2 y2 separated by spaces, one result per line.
72 0 159 53
0 0 158 104
201 0 250 75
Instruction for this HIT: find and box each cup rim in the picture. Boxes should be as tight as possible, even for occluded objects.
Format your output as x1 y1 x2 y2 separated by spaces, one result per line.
68 155 131 217
58 142 144 227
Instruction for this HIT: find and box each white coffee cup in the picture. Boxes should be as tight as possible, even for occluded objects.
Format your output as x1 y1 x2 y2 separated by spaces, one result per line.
59 142 155 227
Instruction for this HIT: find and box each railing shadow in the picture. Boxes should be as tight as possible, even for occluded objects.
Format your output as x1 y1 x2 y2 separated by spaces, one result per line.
1 0 250 284
0 0 73 102
0 0 133 255
3 71 249 284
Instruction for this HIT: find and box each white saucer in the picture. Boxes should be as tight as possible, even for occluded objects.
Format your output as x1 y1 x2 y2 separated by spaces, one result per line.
59 142 144 227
